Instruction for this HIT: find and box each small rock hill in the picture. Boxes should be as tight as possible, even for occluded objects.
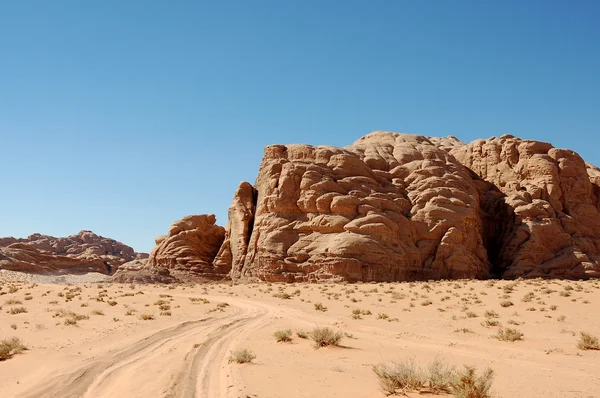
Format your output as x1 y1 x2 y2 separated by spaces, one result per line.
0 231 147 275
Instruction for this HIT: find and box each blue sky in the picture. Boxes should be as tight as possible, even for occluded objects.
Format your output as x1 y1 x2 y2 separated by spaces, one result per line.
1 1 599 253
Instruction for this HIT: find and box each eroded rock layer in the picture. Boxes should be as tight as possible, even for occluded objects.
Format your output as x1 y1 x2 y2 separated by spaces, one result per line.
123 131 600 283
0 231 142 274
228 132 491 282
451 135 600 278
128 214 226 282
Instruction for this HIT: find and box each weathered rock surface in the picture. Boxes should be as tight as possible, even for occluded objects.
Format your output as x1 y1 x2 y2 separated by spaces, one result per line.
0 231 142 275
118 131 600 283
213 182 256 280
114 214 226 283
451 134 600 278
226 132 490 282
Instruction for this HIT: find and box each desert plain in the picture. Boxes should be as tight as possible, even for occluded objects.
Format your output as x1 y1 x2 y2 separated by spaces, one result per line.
0 270 599 398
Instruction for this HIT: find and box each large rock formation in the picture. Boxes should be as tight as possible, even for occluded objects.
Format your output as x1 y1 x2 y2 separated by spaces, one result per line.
0 231 144 275
113 214 226 283
122 131 600 283
221 133 490 282
451 135 600 278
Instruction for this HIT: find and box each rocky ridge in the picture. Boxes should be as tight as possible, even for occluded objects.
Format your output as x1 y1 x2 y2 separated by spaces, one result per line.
117 131 600 283
0 231 146 275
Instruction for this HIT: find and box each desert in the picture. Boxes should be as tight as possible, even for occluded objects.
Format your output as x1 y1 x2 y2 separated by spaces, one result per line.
3 130 600 397
3 2 600 396
1 272 599 397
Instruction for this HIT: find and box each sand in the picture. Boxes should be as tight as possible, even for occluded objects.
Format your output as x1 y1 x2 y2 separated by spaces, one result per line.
1 271 599 397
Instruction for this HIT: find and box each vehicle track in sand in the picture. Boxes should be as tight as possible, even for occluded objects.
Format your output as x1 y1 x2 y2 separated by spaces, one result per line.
18 298 274 398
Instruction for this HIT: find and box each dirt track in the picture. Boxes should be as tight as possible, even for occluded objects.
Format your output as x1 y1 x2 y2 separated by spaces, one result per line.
19 297 273 398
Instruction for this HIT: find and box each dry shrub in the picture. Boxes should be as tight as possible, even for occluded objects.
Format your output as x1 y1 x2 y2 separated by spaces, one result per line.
373 359 493 397
493 327 523 342
228 348 256 364
451 366 494 398
310 327 343 349
577 332 600 350
0 337 27 361
274 329 293 343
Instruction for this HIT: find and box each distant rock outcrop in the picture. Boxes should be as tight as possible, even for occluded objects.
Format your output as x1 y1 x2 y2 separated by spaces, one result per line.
0 231 144 275
118 131 600 283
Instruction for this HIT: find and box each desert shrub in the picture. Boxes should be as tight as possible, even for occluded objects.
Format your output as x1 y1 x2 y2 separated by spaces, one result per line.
228 348 256 364
373 359 491 396
493 327 523 342
427 360 456 393
481 319 500 327
577 332 600 350
455 328 474 334
310 327 343 349
10 307 27 314
0 337 27 361
373 358 425 394
314 302 327 312
499 301 513 307
450 366 494 398
296 330 308 339
189 297 210 304
274 329 293 343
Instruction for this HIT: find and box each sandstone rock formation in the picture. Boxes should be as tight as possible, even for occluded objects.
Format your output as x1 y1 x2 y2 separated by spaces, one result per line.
0 231 143 275
223 133 490 282
120 131 600 283
113 214 226 283
451 135 600 278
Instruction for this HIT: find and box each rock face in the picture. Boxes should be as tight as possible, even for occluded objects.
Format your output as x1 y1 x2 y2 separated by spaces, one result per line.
114 215 226 283
451 135 600 278
0 231 143 275
125 131 600 283
213 182 256 280
223 133 490 282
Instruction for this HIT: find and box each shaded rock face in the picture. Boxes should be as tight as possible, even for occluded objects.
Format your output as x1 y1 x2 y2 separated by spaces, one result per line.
213 182 256 280
451 135 600 278
0 231 141 275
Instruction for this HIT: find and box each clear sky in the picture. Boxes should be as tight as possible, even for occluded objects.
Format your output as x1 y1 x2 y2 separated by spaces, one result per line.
1 1 598 253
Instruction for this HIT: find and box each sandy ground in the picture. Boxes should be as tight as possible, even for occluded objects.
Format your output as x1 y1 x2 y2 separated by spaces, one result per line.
1 270 599 398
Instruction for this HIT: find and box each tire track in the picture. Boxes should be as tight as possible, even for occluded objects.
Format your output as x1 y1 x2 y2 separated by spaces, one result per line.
18 299 273 398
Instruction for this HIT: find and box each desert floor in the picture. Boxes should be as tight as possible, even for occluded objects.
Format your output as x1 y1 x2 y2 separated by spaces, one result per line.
0 270 599 398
